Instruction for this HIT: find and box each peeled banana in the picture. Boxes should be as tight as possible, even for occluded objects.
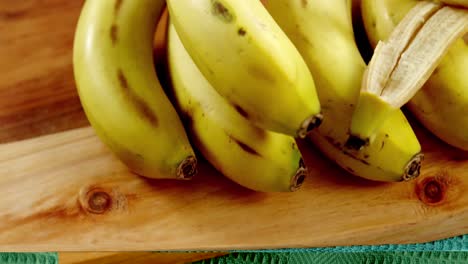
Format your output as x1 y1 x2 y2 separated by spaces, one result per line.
362 0 468 150
73 0 197 179
349 1 468 148
166 20 307 192
263 0 423 182
166 0 323 138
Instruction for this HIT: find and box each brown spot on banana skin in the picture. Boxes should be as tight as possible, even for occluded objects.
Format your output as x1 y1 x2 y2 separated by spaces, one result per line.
238 27 246 36
233 104 249 118
111 0 123 45
117 69 129 89
115 0 123 15
380 141 385 151
110 24 118 45
464 33 468 45
211 0 233 23
229 135 261 156
292 142 297 150
301 0 308 7
138 103 159 127
117 69 159 127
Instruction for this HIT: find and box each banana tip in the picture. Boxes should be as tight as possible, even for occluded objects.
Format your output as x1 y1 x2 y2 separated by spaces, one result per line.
297 113 323 139
177 156 198 180
290 159 307 191
403 153 424 181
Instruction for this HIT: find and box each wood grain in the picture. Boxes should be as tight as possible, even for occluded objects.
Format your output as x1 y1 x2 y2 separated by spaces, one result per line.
0 0 88 143
0 123 466 251
0 0 467 253
59 252 227 264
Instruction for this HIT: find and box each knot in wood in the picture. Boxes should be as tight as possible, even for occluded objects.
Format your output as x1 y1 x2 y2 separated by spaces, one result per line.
416 177 446 205
80 187 112 214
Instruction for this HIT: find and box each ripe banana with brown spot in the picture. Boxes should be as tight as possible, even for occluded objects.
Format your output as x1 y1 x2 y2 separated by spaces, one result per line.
263 0 423 182
361 0 468 150
73 0 197 179
166 0 323 139
166 20 307 192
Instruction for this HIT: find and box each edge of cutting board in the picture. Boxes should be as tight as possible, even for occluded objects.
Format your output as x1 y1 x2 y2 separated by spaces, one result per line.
0 124 466 251
1 0 467 252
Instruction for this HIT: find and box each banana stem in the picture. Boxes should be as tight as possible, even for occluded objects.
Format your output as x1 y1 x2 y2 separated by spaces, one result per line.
297 113 324 139
176 156 198 180
290 159 307 191
403 153 424 181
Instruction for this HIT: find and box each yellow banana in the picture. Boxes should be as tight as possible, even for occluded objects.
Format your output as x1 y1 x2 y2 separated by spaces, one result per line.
73 0 197 179
362 0 468 150
166 20 306 192
166 0 323 138
263 0 423 181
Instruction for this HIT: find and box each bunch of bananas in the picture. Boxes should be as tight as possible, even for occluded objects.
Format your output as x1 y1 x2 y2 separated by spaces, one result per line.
73 0 467 192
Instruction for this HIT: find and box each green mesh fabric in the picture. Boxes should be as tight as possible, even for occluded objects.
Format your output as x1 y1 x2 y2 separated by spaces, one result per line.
194 235 468 264
233 235 468 253
1 235 466 263
0 253 57 264
197 252 468 264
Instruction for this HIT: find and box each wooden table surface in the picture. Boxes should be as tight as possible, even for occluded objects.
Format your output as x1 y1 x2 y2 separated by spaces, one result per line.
0 0 467 256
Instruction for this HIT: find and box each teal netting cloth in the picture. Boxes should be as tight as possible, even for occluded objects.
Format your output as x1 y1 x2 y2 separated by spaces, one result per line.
194 235 468 264
0 235 466 263
233 234 468 253
0 253 57 264
196 251 468 264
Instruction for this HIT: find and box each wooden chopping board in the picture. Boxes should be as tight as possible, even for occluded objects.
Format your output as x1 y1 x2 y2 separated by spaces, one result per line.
1 0 467 252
